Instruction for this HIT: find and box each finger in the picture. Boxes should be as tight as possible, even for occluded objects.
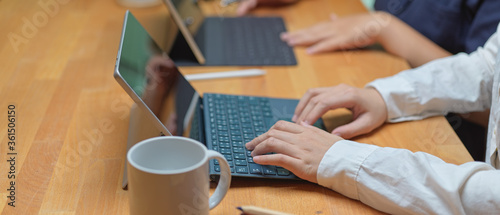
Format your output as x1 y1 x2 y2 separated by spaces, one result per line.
299 121 325 132
331 114 380 139
306 36 348 54
283 23 332 46
253 154 301 169
296 91 333 125
280 32 290 41
236 0 258 16
329 13 338 21
293 88 325 122
271 120 304 133
250 136 300 158
297 86 358 125
253 154 316 183
246 124 301 151
245 130 269 150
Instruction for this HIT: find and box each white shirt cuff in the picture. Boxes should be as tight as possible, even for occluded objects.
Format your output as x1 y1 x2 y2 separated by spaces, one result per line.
366 75 422 122
317 140 378 200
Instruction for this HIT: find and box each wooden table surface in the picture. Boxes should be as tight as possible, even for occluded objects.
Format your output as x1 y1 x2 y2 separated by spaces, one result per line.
0 0 473 214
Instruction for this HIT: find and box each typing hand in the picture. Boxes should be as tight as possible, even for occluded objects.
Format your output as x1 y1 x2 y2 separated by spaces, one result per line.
236 0 298 16
281 12 391 54
293 84 387 139
246 121 343 183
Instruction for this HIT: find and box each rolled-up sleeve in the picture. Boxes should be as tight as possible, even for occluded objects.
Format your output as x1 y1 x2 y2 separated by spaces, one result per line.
366 28 499 122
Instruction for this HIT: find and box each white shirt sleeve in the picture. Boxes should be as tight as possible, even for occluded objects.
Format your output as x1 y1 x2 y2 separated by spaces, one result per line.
317 140 500 214
366 29 499 122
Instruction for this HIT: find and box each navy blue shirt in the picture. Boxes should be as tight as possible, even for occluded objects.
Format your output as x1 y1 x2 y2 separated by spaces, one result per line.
375 0 500 54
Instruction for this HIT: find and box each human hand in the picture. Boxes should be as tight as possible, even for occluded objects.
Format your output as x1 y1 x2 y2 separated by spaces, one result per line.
246 120 343 183
236 0 298 16
281 12 391 54
145 55 177 90
292 84 387 139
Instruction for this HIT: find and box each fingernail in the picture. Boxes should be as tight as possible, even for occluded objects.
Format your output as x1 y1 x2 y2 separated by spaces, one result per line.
300 121 314 128
306 48 315 54
253 155 260 163
292 115 297 122
332 130 342 137
280 32 288 39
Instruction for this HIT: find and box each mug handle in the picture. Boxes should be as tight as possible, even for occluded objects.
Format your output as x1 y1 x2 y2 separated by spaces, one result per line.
206 150 232 209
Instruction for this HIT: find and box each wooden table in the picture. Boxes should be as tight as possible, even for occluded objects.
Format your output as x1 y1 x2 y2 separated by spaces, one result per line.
0 0 472 214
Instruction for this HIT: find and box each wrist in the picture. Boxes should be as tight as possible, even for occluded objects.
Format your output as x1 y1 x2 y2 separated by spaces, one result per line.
372 11 394 44
366 87 388 122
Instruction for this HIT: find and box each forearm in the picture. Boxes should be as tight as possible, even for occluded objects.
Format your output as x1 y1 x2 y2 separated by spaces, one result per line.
375 12 451 67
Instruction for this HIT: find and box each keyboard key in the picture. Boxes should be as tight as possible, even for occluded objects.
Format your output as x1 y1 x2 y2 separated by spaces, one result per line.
242 128 253 134
254 127 266 132
232 147 245 153
243 133 255 139
219 136 229 142
231 135 242 141
219 142 231 148
236 166 248 174
242 123 252 128
223 154 232 161
253 121 264 127
277 168 290 176
235 159 247 166
262 166 276 175
214 165 220 172
217 120 227 126
219 148 231 155
230 130 242 135
233 153 245 160
249 164 263 175
231 141 243 147
255 132 264 137
247 156 255 163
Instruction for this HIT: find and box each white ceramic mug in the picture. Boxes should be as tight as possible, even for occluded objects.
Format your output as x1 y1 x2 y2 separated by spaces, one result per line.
127 136 231 215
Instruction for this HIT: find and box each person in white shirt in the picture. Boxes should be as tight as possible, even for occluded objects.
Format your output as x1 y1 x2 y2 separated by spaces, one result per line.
246 24 500 214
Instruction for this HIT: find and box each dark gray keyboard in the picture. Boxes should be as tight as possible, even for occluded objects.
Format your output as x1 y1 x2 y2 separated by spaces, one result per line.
222 17 297 66
204 93 296 178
